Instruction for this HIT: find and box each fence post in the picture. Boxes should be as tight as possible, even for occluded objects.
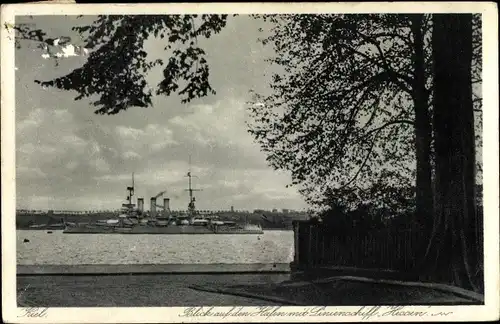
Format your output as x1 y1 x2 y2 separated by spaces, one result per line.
293 221 300 264
321 227 325 265
314 225 319 266
307 224 312 266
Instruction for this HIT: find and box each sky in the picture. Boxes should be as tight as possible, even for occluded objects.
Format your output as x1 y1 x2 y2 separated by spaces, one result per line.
15 15 308 212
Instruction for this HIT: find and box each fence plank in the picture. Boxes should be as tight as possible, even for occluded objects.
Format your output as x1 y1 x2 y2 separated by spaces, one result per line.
294 223 426 272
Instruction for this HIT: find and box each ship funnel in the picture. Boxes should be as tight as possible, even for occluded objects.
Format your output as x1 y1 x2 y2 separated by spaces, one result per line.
164 198 170 212
137 198 144 213
150 197 157 217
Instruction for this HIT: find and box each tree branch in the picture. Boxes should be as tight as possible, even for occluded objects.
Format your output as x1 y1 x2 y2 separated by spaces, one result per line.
361 119 415 139
333 83 382 148
371 35 414 94
472 42 482 53
279 68 387 141
473 97 482 113
370 32 413 46
339 41 413 95
307 92 384 180
336 130 381 191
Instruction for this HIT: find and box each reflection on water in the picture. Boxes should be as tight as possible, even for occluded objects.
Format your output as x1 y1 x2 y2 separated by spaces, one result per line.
17 230 294 265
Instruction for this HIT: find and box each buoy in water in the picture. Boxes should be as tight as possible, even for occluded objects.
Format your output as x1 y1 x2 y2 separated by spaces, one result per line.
23 239 29 243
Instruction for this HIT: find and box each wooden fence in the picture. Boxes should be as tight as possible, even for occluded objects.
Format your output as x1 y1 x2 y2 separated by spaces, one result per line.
292 221 427 272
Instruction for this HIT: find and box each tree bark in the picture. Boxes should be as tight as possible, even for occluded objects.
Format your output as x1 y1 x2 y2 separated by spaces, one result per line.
423 14 480 292
409 14 434 240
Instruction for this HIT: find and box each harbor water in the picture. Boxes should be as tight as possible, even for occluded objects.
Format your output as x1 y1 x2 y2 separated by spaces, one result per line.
17 230 294 265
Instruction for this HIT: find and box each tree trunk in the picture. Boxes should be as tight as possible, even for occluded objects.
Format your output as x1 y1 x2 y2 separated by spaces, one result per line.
409 14 434 243
423 14 480 292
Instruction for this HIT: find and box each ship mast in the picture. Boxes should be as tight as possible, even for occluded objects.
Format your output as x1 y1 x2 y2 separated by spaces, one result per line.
185 155 201 216
130 173 135 204
124 172 135 213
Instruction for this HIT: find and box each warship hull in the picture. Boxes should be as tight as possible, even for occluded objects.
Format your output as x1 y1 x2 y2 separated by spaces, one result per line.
63 225 263 235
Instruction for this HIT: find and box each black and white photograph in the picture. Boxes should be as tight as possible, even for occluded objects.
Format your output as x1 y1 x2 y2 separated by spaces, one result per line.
1 2 498 323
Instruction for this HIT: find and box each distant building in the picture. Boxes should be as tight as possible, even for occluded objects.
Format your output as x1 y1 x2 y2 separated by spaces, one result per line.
230 206 234 212
282 208 289 214
272 208 278 213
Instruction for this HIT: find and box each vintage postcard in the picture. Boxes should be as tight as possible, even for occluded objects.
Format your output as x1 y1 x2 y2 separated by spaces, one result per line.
1 2 499 323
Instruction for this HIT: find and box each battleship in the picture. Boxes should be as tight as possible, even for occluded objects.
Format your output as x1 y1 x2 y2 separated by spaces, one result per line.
63 170 263 235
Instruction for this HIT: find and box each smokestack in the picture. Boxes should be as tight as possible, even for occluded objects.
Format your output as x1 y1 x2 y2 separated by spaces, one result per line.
137 198 144 213
150 197 156 217
164 198 170 212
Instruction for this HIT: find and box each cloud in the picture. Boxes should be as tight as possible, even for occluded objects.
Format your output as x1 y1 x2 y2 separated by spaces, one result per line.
65 161 79 170
92 156 111 173
16 166 47 179
16 194 123 211
168 98 265 165
94 173 133 183
115 124 177 155
96 160 208 185
15 103 306 211
122 151 141 160
16 108 112 183
169 101 245 146
17 108 45 131
61 134 87 147
41 43 89 59
216 168 300 200
115 125 143 139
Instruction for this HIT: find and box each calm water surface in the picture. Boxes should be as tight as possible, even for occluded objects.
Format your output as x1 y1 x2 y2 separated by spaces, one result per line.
17 230 294 265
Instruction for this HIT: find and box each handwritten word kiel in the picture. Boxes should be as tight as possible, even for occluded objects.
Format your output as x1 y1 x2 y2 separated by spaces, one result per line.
18 308 48 318
17 284 49 318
